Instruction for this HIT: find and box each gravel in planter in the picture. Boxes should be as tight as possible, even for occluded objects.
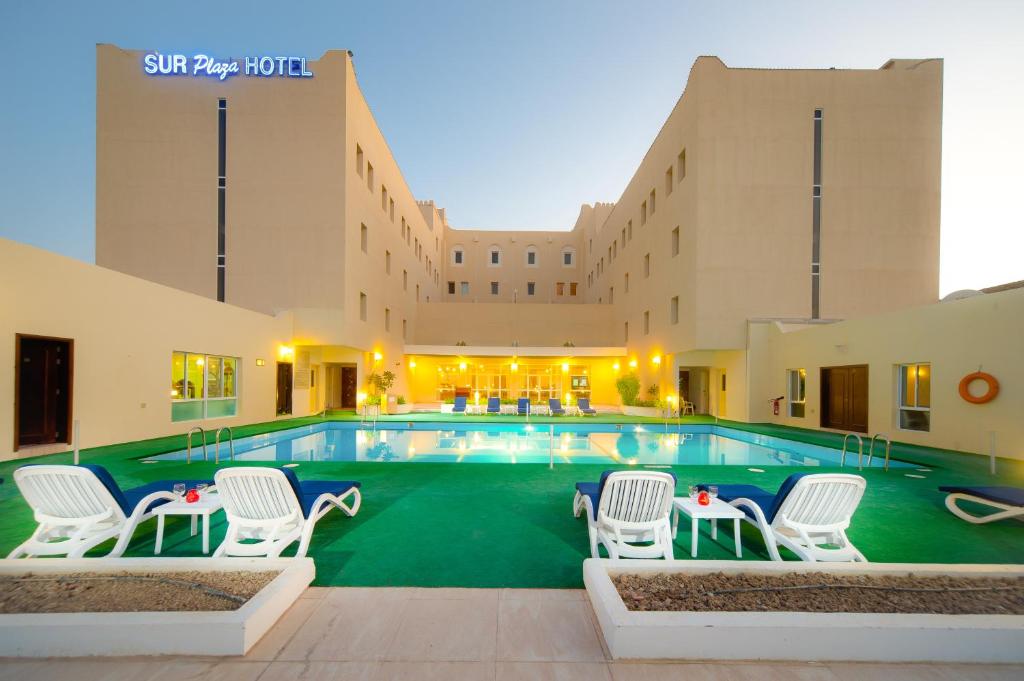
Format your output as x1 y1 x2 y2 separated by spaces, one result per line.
613 572 1024 615
0 571 280 614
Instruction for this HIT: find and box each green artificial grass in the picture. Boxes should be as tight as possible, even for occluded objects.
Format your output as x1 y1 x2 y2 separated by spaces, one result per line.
1 413 1022 587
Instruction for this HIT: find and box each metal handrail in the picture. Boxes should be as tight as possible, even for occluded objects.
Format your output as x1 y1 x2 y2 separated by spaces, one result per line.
868 433 892 471
214 426 235 464
186 426 208 464
841 433 864 470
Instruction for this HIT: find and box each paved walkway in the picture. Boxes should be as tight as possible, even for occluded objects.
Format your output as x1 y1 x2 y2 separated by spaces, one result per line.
0 588 1021 680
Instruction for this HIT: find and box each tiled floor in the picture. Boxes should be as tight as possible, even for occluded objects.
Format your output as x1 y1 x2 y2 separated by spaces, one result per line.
1 588 1022 680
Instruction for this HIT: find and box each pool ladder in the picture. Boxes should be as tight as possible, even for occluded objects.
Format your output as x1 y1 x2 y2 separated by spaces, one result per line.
867 433 892 471
361 403 379 432
215 426 235 464
185 426 208 464
840 433 864 470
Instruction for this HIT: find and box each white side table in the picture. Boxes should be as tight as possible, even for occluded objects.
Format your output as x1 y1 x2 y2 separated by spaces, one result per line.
154 491 224 555
672 497 745 558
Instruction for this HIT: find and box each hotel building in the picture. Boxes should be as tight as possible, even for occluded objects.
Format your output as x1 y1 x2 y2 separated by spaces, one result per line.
6 44 1019 461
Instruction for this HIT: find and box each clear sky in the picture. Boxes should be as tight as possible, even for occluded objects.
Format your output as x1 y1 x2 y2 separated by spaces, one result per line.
1 0 1022 295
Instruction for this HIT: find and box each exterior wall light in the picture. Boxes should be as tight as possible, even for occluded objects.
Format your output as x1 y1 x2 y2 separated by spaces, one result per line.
409 360 417 369
628 359 638 369
255 359 266 367
562 363 569 373
652 354 662 365
613 362 620 371
459 362 467 371
277 346 293 361
510 362 519 372
373 351 383 362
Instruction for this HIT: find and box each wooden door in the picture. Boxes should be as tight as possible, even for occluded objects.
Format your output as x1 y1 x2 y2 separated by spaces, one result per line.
16 335 73 448
276 362 293 415
820 365 868 433
341 365 357 409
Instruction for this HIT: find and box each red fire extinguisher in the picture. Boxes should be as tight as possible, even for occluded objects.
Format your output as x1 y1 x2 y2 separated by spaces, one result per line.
770 396 784 416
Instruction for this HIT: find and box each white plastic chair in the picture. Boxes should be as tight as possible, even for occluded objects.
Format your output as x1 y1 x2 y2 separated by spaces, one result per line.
573 471 675 560
8 464 178 559
213 467 361 558
726 473 867 562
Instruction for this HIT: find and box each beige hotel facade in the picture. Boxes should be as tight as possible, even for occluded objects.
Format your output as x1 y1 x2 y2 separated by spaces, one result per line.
5 44 1020 461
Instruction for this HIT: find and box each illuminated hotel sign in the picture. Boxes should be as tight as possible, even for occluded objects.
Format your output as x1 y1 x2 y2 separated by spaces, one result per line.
142 53 313 80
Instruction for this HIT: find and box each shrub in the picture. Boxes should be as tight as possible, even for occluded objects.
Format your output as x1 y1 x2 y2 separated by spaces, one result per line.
364 395 381 406
616 373 641 406
396 395 407 405
367 370 396 395
646 384 658 398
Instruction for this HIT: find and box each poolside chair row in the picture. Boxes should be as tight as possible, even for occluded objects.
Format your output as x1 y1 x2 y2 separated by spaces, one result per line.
573 470 869 562
7 464 361 560
454 396 597 415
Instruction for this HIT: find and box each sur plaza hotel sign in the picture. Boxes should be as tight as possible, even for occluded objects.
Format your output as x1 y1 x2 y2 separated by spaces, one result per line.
142 52 314 80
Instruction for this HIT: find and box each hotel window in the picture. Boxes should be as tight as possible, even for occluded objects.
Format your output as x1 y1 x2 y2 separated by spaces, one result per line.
670 296 679 325
488 246 502 266
403 270 408 291
644 253 651 278
389 198 395 222
359 292 367 321
367 162 374 192
460 281 469 296
448 281 455 295
787 369 806 418
612 241 617 259
527 281 536 296
171 352 238 422
589 238 593 254
678 148 686 180
569 282 577 296
649 189 656 215
627 220 633 241
643 310 650 335
406 229 411 246
608 245 612 262
356 144 364 177
385 250 391 274
360 223 368 253
381 185 388 212
671 227 679 256
665 166 673 195
562 247 575 267
416 284 420 302
526 247 538 267
402 319 407 340
624 322 629 342
401 216 406 235
640 201 647 226
556 282 565 296
621 228 626 249
490 281 499 295
385 307 391 332
898 363 931 432
609 287 614 303
624 272 630 293
452 247 464 265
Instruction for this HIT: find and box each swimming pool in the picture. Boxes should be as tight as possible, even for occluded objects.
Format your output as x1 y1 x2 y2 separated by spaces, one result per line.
144 422 908 467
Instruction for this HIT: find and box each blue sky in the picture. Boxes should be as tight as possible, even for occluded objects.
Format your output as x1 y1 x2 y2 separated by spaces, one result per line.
1 0 1022 294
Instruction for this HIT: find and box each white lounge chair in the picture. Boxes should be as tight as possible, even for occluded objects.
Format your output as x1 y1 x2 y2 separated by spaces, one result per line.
939 485 1024 524
573 470 676 560
213 467 361 558
703 473 867 562
8 464 211 559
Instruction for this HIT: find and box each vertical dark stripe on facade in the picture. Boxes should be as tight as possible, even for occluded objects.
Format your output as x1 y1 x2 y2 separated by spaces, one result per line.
811 108 823 319
217 98 227 302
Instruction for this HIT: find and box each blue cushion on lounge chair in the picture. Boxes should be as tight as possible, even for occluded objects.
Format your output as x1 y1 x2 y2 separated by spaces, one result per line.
453 396 467 413
549 399 565 415
517 398 531 415
577 470 676 520
702 473 807 523
578 398 597 414
939 486 1024 507
79 464 212 515
487 397 500 413
280 467 360 519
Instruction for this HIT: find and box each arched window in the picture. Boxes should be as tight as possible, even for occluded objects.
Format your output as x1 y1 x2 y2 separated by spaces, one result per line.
451 245 465 266
487 245 502 267
562 247 576 268
524 245 539 267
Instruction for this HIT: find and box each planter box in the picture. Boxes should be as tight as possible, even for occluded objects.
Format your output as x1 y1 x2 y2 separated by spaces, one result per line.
0 557 314 657
440 403 455 414
391 404 412 414
622 406 660 417
584 558 1024 663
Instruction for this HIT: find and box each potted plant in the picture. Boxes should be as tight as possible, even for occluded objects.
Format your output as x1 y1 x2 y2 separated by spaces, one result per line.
367 370 396 414
393 395 412 415
617 373 659 417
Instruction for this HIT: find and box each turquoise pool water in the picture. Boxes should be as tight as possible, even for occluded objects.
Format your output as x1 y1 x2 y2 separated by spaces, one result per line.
144 422 909 467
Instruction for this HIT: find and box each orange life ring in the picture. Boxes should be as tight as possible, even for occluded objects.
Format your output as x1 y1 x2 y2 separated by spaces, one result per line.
959 372 999 404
